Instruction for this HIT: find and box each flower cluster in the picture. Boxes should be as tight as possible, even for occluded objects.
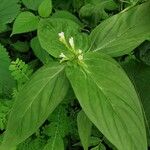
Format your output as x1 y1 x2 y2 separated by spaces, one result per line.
58 32 84 62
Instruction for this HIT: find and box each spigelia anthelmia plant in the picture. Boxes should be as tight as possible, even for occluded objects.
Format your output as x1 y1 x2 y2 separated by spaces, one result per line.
0 0 150 149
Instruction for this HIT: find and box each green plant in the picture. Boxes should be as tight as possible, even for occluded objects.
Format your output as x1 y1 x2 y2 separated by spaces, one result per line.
0 0 150 150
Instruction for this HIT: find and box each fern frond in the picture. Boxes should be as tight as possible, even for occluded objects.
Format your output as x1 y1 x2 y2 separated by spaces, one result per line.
9 58 33 84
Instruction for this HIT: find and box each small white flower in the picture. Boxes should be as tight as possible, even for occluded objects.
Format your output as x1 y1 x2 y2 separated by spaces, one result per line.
69 37 75 49
78 54 83 61
58 32 65 42
78 49 82 54
58 32 64 38
59 52 66 58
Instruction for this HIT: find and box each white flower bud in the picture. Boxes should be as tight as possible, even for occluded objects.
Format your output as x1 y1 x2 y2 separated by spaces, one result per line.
59 52 66 58
78 49 82 54
69 37 75 49
78 54 83 61
58 32 65 42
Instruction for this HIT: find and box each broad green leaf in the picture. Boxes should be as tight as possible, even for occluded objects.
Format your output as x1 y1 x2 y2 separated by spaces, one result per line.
12 12 39 35
0 0 20 24
90 2 150 57
0 62 69 149
121 59 150 145
38 18 88 58
22 0 43 10
43 134 64 150
66 52 147 150
30 37 52 64
38 0 52 18
0 44 15 98
77 110 92 150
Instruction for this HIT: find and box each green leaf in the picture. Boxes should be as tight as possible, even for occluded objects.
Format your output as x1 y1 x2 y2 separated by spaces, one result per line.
11 41 29 53
77 110 92 150
0 23 8 33
30 37 52 64
44 105 70 138
0 62 69 149
52 0 72 10
91 143 106 150
136 41 150 66
121 59 150 145
79 0 117 27
0 0 20 24
66 52 147 150
38 18 86 58
0 43 15 98
22 0 43 10
0 100 13 130
12 12 39 35
17 137 46 150
43 134 64 150
51 10 83 27
90 2 150 57
38 0 52 18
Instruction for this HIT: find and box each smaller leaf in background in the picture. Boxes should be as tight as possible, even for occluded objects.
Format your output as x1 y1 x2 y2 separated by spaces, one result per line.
11 41 30 53
77 110 92 150
51 10 83 27
22 0 43 10
52 0 72 10
91 143 106 150
72 0 85 12
38 0 52 18
43 134 64 150
0 100 13 130
89 137 101 147
0 43 15 99
17 137 46 150
31 37 52 64
42 104 70 150
135 41 150 66
73 136 101 148
11 12 39 35
0 0 20 24
79 0 118 27
43 105 70 138
0 23 8 34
